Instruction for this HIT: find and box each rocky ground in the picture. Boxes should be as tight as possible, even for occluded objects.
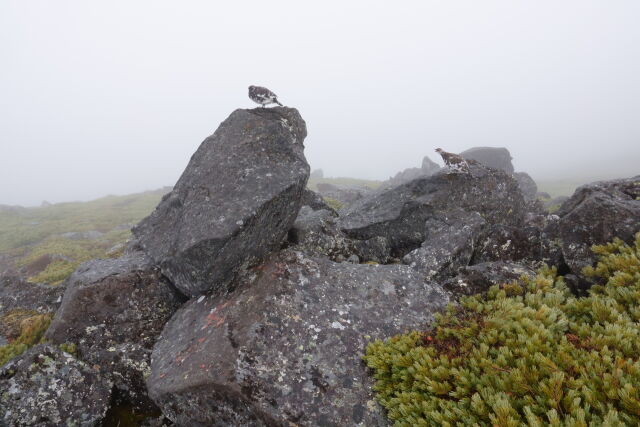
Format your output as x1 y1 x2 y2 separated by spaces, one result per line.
0 107 638 426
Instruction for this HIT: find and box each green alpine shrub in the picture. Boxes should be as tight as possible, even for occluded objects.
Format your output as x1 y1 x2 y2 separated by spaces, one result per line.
364 233 640 426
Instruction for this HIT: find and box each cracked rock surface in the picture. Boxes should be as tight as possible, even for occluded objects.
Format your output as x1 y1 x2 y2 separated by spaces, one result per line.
44 252 184 410
147 249 449 426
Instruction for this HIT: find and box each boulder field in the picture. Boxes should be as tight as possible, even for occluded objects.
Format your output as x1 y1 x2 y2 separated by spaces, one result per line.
1 107 638 425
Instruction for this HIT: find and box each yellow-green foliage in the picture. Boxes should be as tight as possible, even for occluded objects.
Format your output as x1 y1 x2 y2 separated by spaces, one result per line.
364 233 640 426
0 312 53 366
59 342 77 355
323 197 344 212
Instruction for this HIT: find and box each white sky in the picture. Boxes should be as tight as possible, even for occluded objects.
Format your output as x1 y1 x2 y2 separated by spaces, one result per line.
1 1 639 206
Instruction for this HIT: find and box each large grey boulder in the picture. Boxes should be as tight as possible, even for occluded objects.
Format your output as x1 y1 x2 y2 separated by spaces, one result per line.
339 163 526 258
556 176 640 291
45 252 184 409
403 209 486 279
459 147 514 173
132 107 310 297
0 344 112 426
147 249 449 426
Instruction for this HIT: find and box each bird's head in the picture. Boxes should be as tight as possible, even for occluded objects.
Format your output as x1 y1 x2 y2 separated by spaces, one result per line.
435 148 443 153
248 85 255 92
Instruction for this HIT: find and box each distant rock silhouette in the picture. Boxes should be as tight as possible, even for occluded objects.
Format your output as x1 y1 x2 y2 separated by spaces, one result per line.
459 146 514 173
380 154 441 190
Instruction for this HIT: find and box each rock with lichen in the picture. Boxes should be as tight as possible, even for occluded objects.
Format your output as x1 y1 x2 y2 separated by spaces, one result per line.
131 107 310 297
556 175 640 292
442 261 536 297
403 209 486 279
44 252 184 410
146 249 449 426
0 344 112 426
287 206 353 261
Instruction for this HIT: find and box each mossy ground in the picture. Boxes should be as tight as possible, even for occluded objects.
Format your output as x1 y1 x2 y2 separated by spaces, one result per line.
364 233 640 426
0 190 166 284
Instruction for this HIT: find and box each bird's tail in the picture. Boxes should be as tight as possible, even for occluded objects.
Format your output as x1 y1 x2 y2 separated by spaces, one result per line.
275 99 283 107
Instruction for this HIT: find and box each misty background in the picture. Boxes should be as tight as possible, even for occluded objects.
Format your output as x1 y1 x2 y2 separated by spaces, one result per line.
1 1 638 207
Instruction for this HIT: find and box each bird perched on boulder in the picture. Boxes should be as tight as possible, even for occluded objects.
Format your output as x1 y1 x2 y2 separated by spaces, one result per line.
435 148 471 174
248 85 283 107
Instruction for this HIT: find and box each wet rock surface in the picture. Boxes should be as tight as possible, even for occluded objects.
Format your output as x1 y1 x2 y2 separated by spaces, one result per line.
45 252 184 409
339 163 526 258
403 209 486 279
132 107 310 297
459 146 514 173
147 249 449 426
443 261 536 297
0 344 112 426
556 176 640 291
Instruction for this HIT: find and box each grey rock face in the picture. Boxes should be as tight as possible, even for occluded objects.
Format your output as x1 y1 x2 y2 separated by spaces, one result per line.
339 163 526 258
132 107 310 297
353 236 392 264
514 172 538 201
288 206 353 260
0 344 112 426
301 188 337 214
443 261 536 297
403 209 486 279
459 147 514 173
556 176 640 291
147 249 449 426
472 213 564 268
45 252 184 409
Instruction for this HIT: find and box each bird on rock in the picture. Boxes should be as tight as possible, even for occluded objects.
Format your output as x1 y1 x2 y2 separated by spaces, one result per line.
435 148 471 174
248 85 283 107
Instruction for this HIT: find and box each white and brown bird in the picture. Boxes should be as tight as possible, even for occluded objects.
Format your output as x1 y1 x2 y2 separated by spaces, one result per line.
435 148 471 174
248 85 283 107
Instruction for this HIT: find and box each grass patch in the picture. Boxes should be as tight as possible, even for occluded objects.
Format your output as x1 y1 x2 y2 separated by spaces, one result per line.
364 232 640 426
0 190 165 284
307 177 381 191
0 312 53 366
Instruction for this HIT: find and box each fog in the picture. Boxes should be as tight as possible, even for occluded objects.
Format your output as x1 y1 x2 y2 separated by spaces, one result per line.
1 1 639 206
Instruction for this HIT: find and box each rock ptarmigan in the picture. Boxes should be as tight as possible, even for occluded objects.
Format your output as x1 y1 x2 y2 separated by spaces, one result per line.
435 148 471 174
248 85 283 107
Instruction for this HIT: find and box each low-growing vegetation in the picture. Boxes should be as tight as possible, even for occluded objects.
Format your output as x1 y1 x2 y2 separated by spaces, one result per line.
0 190 166 284
0 312 53 366
364 233 640 426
